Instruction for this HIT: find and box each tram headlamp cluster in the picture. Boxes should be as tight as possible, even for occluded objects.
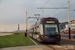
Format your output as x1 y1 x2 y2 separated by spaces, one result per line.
45 36 46 37
58 36 59 37
44 36 49 39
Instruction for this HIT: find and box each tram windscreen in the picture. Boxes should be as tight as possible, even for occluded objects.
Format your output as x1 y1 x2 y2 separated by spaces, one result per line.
45 24 59 35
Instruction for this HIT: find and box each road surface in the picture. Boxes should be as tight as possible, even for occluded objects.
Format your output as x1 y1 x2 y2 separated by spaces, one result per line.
61 34 75 39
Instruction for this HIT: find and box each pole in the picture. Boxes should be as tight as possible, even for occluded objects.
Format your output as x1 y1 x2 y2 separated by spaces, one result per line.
32 28 34 38
42 10 44 18
18 24 19 31
68 0 71 39
26 11 27 37
68 0 70 23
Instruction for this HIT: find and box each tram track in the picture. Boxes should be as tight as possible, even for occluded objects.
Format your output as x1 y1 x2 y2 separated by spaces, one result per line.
45 43 62 50
45 44 74 50
29 36 60 50
46 45 56 50
29 36 75 50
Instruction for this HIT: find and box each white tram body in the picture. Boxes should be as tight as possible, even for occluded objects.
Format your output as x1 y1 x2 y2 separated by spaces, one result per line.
29 17 61 42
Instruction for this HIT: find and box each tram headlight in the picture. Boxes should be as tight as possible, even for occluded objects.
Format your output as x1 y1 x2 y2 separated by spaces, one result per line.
44 36 49 39
45 36 46 37
58 36 59 37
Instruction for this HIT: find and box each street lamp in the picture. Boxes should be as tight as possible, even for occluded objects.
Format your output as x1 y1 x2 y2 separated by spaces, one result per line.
25 12 32 37
25 11 27 37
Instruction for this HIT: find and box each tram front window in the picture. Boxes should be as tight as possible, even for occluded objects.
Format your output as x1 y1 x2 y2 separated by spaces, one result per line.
45 24 59 35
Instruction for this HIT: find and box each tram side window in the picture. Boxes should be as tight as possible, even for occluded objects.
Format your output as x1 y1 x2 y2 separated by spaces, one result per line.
40 24 43 35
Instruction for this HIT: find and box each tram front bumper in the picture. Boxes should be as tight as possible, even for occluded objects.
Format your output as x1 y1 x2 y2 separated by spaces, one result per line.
42 37 60 42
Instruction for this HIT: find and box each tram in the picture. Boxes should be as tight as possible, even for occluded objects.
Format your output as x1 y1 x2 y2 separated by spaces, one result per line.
29 17 61 42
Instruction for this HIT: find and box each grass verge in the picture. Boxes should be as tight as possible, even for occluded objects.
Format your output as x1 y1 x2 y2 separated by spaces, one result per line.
0 32 35 48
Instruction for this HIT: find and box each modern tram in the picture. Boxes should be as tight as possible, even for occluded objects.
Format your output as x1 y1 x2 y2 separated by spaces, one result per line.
29 17 61 42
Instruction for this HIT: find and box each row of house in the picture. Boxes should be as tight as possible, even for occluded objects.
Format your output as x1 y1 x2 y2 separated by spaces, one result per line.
60 20 75 31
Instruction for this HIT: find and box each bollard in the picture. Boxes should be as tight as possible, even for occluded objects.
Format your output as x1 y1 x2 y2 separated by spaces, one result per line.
25 33 27 37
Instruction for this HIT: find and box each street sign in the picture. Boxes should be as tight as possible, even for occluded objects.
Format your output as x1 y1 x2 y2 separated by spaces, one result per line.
68 23 71 28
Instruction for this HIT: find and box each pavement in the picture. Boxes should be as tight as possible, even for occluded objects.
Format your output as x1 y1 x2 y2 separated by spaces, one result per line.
0 45 75 50
0 45 51 50
0 33 14 36
61 34 75 39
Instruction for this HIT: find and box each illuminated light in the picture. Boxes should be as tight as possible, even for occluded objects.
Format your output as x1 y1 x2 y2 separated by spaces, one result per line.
40 18 58 21
46 21 55 23
40 19 43 21
40 18 48 21
40 35 44 40
57 36 59 37
45 36 46 37
56 19 58 21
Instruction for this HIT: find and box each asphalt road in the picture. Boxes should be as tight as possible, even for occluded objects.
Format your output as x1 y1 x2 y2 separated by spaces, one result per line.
61 34 75 39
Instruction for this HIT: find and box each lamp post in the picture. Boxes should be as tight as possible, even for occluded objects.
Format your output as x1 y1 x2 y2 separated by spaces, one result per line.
25 11 27 37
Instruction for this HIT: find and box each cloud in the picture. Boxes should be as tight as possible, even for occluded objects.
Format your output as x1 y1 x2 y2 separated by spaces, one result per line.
0 0 75 31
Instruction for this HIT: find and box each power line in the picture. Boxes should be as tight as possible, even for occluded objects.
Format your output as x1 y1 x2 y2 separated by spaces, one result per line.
63 0 72 6
47 9 57 16
48 0 73 17
53 0 73 17
37 0 49 13
53 9 67 16
62 1 68 6
42 0 49 7
47 1 68 16
32 0 49 17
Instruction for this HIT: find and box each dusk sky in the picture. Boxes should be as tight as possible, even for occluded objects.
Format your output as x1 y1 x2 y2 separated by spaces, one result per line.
0 0 75 32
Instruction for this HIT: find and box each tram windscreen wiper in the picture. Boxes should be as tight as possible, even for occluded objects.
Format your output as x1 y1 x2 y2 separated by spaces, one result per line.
47 29 52 35
55 32 59 35
47 29 57 36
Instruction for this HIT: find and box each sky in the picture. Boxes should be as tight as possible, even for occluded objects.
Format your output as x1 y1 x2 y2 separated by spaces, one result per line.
0 0 75 32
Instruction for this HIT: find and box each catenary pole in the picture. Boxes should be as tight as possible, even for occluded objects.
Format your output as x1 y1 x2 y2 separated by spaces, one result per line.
68 0 71 39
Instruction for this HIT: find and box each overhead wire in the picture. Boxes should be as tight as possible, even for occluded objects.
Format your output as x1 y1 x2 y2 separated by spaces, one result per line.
46 1 68 17
31 0 49 18
32 0 73 17
37 0 49 13
47 9 57 16
53 9 67 16
31 0 49 22
52 0 73 17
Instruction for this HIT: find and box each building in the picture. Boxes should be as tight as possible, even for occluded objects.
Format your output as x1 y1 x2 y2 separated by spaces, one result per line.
71 20 75 30
60 20 75 31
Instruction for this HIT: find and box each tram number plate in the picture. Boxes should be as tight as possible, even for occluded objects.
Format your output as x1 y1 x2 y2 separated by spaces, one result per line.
46 21 55 23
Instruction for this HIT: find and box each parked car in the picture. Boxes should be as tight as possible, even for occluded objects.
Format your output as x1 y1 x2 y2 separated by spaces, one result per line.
64 30 68 34
71 31 75 33
73 35 75 38
64 30 75 34
60 29 64 32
